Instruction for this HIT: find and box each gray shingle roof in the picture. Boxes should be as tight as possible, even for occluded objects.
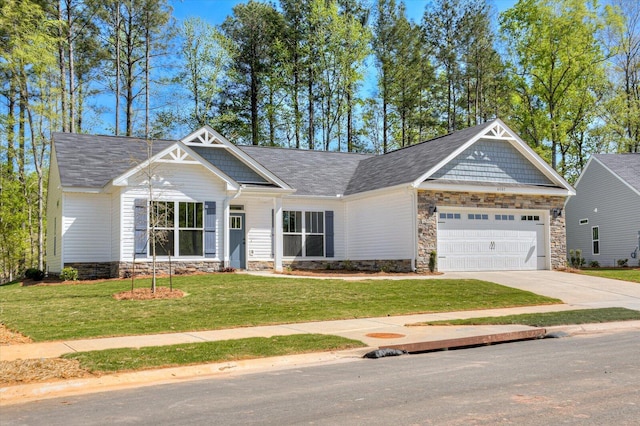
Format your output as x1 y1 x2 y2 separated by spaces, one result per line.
344 121 495 194
593 153 640 193
238 145 373 196
53 120 519 196
53 133 173 188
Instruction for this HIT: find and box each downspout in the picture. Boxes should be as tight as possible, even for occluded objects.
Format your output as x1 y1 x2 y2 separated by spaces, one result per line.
224 185 244 268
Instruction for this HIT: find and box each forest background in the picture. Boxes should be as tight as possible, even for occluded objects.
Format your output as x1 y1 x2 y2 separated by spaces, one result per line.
1 0 639 282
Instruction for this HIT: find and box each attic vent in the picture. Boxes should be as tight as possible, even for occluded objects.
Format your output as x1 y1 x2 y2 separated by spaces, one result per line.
579 218 589 225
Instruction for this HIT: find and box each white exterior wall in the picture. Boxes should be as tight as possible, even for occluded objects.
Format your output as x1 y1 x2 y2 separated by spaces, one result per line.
281 198 346 259
120 162 227 261
111 188 121 261
243 198 275 261
45 148 63 273
345 189 414 260
62 193 112 262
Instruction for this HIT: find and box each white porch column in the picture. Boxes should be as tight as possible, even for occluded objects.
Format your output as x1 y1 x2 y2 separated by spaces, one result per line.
274 197 283 272
223 197 230 267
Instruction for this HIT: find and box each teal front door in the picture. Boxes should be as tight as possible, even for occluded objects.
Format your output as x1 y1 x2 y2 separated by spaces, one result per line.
229 213 246 269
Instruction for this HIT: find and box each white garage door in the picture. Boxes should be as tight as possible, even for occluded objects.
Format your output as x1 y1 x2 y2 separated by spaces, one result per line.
437 210 547 272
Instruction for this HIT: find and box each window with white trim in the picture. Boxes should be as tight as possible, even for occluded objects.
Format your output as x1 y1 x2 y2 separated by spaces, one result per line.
521 215 540 221
579 218 588 225
592 226 600 255
283 210 325 257
150 201 203 257
495 214 515 221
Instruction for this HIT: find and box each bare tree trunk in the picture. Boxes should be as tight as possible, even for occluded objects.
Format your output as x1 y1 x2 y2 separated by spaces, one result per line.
115 0 121 135
57 0 68 132
145 8 150 138
66 0 76 133
308 66 314 150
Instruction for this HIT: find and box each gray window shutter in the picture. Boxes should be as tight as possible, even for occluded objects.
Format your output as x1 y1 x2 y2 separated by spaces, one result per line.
204 201 216 258
325 210 334 258
134 199 147 256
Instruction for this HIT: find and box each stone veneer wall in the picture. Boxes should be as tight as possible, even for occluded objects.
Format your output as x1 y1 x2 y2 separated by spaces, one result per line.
283 259 412 273
63 261 224 279
416 190 567 272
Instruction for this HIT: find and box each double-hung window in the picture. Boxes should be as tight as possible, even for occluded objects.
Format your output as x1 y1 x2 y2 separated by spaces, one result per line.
150 201 203 257
305 211 324 256
283 211 325 257
179 202 203 256
283 211 303 256
592 226 600 255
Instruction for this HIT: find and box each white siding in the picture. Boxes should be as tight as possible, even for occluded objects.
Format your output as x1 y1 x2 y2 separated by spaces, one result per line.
282 198 346 259
120 162 227 261
566 160 640 267
45 147 63 273
345 189 414 260
63 193 112 262
111 189 121 261
243 198 274 260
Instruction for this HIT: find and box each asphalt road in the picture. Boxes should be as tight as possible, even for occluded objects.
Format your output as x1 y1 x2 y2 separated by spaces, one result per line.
3 330 640 425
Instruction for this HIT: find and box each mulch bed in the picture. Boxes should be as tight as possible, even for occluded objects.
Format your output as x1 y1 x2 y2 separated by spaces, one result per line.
0 324 32 345
0 359 94 386
113 286 185 300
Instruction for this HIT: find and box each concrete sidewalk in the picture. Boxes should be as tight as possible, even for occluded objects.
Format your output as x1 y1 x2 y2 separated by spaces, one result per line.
0 303 585 362
3 270 640 405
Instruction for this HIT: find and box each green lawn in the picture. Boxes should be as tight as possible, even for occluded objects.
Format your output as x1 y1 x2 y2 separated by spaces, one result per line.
415 307 640 327
63 334 364 373
580 269 640 283
0 274 560 341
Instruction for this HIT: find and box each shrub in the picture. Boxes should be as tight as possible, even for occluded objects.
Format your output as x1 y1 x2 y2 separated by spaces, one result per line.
428 251 437 273
60 267 79 281
569 249 585 269
589 260 600 268
617 258 629 267
25 268 45 281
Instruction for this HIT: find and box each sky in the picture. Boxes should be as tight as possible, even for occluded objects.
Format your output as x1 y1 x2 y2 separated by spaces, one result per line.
168 0 520 26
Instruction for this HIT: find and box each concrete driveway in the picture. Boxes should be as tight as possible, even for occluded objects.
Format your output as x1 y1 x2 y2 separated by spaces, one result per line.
445 270 640 310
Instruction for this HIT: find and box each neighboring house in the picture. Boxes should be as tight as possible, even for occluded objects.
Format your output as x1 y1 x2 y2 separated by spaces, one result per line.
566 153 640 267
46 119 575 279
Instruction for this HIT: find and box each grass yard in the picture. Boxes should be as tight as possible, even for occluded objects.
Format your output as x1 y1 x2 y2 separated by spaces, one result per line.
415 307 640 327
0 274 560 341
579 269 640 284
63 334 364 373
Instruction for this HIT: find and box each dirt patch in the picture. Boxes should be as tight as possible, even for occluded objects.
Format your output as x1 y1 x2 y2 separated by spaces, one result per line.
113 286 185 300
0 358 94 386
365 333 406 339
0 324 32 345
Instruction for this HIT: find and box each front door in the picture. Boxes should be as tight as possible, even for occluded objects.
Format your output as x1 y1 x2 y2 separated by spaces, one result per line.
229 213 246 269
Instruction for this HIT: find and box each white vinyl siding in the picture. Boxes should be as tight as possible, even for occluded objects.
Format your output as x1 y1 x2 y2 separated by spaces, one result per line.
345 190 414 260
244 198 274 260
45 148 63 273
566 159 640 267
111 189 121 261
62 193 112 262
120 162 226 261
